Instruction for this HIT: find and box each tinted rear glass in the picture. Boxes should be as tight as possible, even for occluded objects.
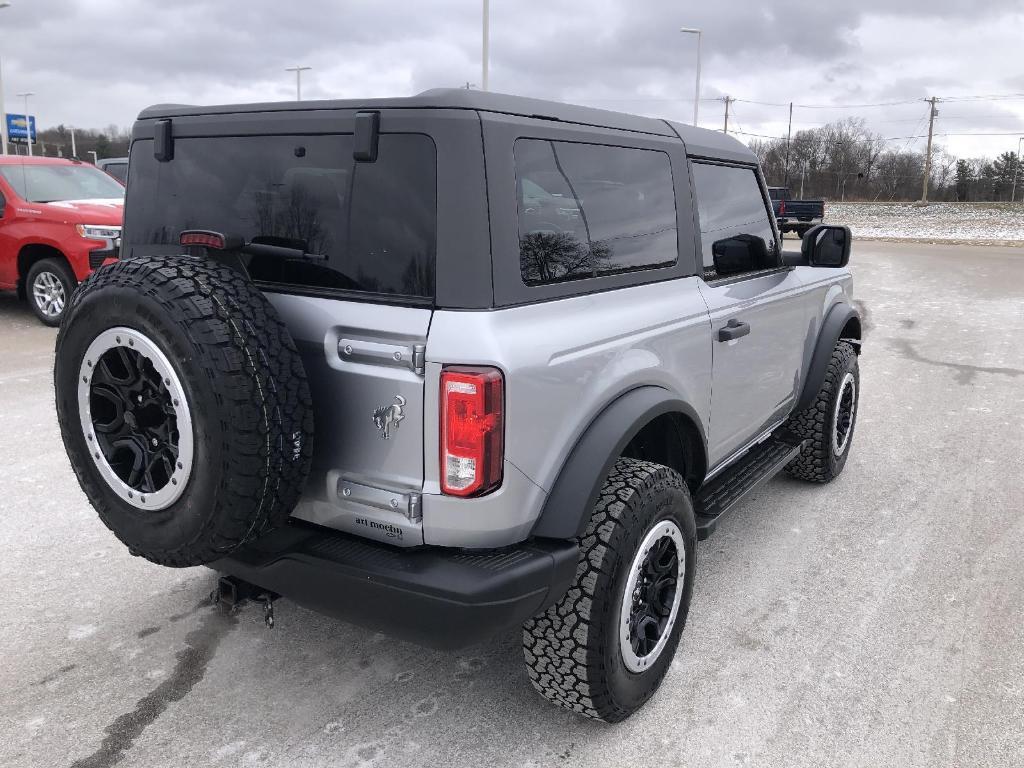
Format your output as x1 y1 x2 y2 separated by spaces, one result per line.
102 162 129 183
123 134 436 299
514 139 677 286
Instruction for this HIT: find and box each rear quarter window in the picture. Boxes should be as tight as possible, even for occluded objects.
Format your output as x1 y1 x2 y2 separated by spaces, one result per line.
513 139 677 286
123 133 436 300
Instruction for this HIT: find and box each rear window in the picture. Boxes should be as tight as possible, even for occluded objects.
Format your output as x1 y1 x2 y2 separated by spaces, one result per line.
514 139 677 286
123 134 436 299
102 162 129 183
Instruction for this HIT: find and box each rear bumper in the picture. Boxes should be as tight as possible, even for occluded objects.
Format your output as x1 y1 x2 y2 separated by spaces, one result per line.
777 216 824 226
213 522 579 649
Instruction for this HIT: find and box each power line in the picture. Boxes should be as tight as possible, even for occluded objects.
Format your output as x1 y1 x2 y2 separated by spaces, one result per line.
941 93 1024 102
735 98 921 109
558 92 1024 108
883 131 1024 140
728 129 788 140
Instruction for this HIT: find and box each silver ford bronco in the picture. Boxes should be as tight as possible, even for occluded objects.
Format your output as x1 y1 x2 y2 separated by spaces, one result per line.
54 89 862 722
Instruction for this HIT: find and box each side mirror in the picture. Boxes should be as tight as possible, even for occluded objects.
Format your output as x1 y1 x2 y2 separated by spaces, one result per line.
712 234 768 276
802 224 851 268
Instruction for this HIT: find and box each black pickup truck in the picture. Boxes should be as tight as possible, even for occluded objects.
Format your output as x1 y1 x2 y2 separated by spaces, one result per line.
768 187 825 237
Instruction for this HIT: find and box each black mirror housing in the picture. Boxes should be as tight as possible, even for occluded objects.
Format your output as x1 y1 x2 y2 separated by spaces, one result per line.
712 234 769 276
802 224 851 268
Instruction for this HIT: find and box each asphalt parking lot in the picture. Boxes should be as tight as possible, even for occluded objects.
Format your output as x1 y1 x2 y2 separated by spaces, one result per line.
3 241 1023 768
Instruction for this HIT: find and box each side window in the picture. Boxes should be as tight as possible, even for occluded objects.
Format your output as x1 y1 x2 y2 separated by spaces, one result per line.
691 162 778 280
514 139 677 286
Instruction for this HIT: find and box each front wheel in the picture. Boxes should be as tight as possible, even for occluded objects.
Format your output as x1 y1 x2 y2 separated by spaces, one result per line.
27 258 76 326
522 458 696 722
786 341 860 482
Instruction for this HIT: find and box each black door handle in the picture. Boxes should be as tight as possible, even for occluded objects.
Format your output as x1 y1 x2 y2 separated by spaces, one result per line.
718 319 751 342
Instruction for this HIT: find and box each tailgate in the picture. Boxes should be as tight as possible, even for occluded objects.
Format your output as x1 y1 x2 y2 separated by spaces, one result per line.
269 293 431 546
786 200 824 218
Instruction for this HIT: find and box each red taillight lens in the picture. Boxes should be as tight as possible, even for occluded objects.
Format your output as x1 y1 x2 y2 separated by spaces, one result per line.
440 366 504 497
779 199 786 216
180 230 227 249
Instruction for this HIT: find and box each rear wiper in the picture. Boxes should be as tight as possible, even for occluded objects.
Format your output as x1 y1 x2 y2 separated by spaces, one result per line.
241 242 328 262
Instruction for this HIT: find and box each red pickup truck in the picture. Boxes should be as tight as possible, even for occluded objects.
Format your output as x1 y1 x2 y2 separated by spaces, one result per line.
0 156 124 325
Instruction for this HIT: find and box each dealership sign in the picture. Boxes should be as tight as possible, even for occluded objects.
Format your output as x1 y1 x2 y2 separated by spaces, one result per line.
6 113 36 143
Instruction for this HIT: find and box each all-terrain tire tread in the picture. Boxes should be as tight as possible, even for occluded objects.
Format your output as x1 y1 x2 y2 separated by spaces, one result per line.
522 457 688 722
55 255 314 566
784 341 857 483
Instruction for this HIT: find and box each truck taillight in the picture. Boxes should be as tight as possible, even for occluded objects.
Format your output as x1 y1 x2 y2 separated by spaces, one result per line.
440 366 504 497
779 199 786 216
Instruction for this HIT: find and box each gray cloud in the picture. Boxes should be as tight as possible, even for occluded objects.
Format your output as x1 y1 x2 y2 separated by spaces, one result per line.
3 0 1022 159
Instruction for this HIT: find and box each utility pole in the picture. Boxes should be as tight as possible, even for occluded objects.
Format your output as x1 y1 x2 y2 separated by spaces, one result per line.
0 2 12 156
680 28 702 127
1011 136 1023 203
70 127 76 158
17 90 32 156
920 96 939 203
285 66 311 101
783 101 793 187
481 0 490 91
722 96 732 134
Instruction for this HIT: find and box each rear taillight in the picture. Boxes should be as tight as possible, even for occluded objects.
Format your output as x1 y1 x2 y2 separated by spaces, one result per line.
440 366 504 497
779 199 786 216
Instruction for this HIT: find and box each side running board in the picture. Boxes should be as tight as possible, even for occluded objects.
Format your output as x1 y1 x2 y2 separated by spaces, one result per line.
694 431 807 540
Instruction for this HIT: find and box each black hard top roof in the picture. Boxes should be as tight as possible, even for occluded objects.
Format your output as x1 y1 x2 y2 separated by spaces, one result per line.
137 88 754 163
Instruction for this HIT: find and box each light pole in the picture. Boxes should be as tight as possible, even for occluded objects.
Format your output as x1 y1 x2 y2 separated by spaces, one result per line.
481 0 490 91
0 2 12 156
16 89 31 156
285 66 311 101
680 27 702 127
1011 136 1023 203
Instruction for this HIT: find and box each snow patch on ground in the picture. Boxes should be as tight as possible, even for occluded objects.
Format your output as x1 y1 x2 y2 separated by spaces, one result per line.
826 202 1024 244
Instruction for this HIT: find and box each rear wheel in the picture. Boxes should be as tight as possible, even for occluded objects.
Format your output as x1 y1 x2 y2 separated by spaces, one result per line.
27 258 76 326
54 256 314 566
522 458 696 722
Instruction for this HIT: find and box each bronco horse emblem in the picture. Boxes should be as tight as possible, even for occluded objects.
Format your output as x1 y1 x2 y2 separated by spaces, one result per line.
372 395 407 439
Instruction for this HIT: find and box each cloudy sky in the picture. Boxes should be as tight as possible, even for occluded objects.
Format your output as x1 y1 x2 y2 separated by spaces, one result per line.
7 0 1024 159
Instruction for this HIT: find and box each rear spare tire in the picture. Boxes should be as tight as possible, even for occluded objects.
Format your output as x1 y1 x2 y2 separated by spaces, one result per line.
54 255 314 567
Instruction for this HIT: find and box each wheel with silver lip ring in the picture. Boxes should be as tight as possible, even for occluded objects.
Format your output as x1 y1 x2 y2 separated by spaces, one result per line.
54 256 314 567
523 457 696 722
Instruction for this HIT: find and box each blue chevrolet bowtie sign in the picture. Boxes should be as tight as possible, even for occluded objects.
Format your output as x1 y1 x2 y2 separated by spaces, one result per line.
6 113 36 143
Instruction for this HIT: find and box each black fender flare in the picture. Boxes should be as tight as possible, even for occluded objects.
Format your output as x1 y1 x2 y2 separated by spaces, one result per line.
795 302 861 412
530 386 707 540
